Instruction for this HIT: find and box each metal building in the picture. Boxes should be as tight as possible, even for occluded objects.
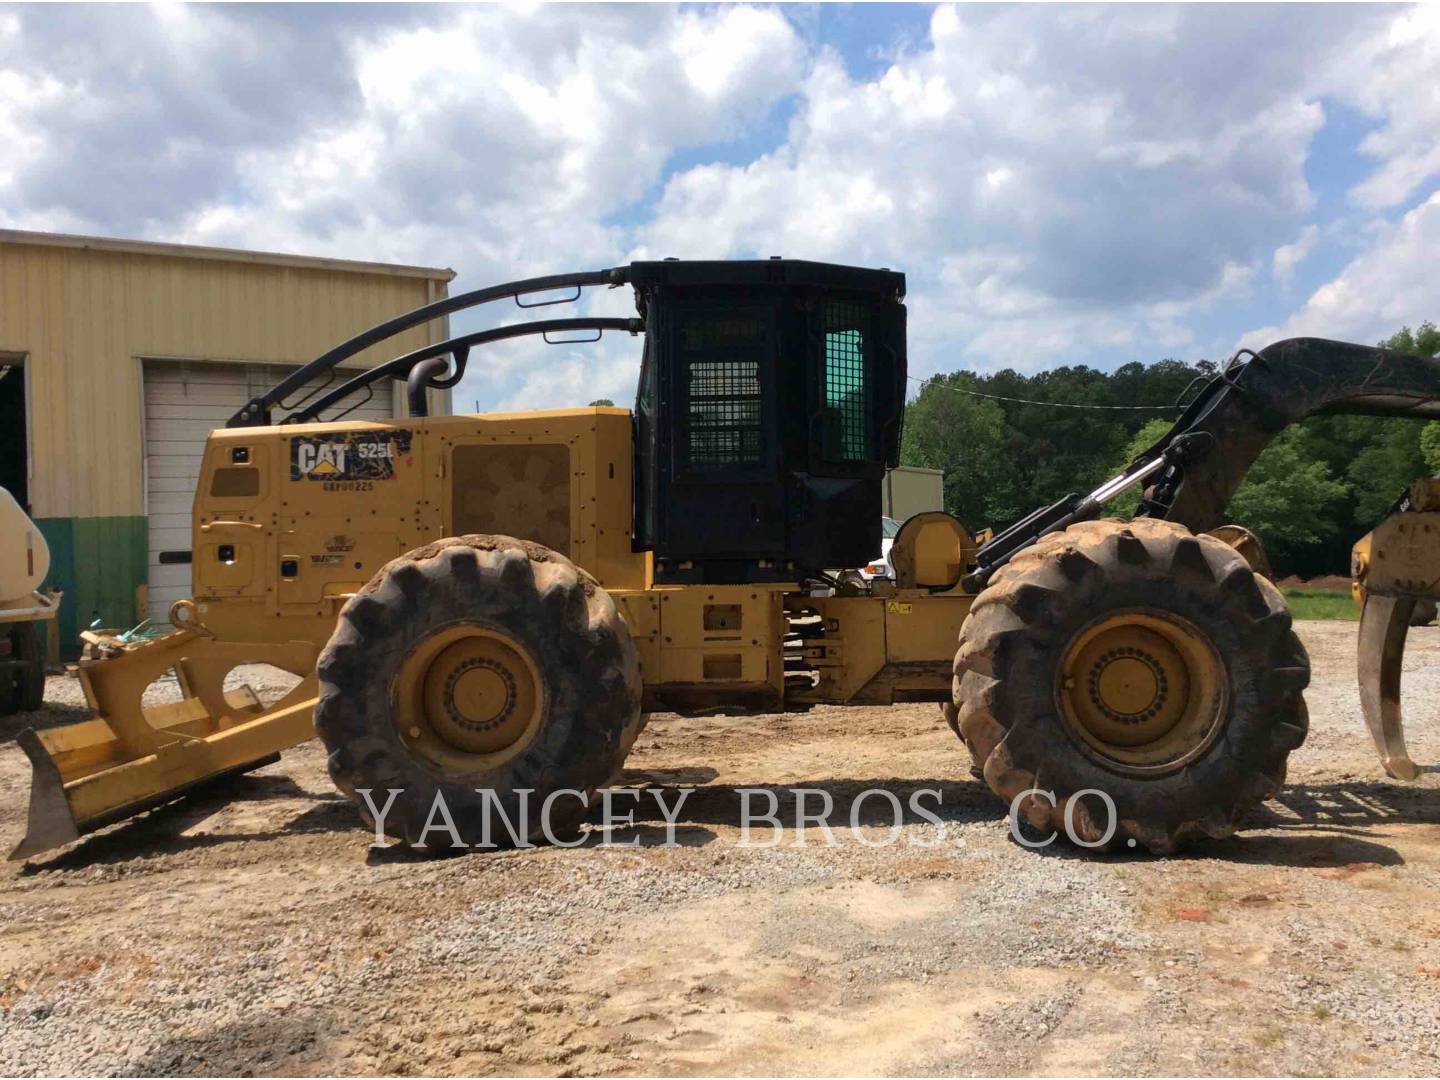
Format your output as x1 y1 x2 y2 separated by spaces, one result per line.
0 229 454 652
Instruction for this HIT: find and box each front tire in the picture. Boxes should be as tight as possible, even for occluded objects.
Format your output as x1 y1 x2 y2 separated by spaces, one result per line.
316 535 643 849
954 518 1309 854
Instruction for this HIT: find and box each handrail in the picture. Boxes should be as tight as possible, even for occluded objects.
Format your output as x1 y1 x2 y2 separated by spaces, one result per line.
227 266 630 427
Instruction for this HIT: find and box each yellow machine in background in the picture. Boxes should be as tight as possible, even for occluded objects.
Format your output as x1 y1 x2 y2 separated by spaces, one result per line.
1352 476 1440 781
10 260 1440 860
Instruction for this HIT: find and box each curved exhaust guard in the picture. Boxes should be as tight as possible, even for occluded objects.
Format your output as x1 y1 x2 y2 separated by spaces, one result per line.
1357 593 1420 781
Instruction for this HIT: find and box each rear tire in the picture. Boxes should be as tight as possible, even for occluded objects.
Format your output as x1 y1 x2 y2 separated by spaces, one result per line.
954 518 1309 854
316 535 643 850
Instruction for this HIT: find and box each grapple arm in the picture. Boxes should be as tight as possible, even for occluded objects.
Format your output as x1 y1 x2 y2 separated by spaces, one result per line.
966 337 1440 589
1138 338 1440 533
1351 478 1440 781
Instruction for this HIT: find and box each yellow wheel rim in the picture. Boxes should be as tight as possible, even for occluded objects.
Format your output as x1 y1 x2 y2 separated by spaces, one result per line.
1057 611 1227 775
393 624 545 775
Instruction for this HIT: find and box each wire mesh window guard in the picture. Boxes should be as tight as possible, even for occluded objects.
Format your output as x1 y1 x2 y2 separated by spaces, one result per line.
822 301 872 461
681 315 766 470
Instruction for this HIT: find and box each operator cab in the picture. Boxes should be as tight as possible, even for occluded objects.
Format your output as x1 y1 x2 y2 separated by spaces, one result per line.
629 259 907 583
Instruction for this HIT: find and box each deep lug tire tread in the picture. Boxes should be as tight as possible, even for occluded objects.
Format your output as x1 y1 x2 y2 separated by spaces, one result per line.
953 518 1309 854
316 535 643 850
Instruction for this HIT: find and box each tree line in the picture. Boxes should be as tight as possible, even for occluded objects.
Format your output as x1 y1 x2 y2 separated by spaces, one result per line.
900 323 1440 579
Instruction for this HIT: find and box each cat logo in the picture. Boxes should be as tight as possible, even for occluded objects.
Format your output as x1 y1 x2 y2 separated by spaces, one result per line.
290 429 413 485
296 442 347 477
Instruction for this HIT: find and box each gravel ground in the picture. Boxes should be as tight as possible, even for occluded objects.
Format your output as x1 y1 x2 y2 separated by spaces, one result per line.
1 620 1438 1076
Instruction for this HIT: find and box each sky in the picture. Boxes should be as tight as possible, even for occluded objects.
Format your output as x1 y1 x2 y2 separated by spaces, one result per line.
1 2 1437 413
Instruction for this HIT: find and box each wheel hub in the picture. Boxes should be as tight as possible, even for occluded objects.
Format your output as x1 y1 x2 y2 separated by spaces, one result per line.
1094 653 1162 717
1059 611 1227 774
395 625 544 769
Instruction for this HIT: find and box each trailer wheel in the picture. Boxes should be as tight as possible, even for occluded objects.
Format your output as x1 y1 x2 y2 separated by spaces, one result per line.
14 623 45 712
953 518 1309 854
316 535 643 850
0 623 44 716
0 652 15 716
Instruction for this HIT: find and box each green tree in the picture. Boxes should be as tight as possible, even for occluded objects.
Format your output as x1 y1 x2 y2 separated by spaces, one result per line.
898 322 1432 577
1344 419 1427 526
1226 428 1349 572
1105 417 1175 519
1421 423 1440 474
1379 321 1440 357
899 375 1011 532
1377 321 1440 483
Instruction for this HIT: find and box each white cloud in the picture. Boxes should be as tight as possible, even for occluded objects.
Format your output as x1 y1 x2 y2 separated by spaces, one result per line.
181 6 805 274
1272 224 1320 285
15 4 807 411
639 5 1369 375
1 3 1437 408
1333 4 1440 210
1242 191 1440 348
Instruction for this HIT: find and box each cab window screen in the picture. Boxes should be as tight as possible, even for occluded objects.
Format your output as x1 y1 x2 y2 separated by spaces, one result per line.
681 314 766 471
822 301 872 461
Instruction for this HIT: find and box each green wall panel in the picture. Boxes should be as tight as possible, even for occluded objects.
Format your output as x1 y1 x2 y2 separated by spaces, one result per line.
35 515 147 659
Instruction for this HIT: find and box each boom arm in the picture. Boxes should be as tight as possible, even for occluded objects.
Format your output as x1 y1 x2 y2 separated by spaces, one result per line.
966 337 1440 589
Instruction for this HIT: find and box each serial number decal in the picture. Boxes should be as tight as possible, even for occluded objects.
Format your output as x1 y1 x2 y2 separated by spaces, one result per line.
290 430 413 483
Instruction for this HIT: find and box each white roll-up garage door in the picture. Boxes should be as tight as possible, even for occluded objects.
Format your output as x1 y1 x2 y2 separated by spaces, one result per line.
143 360 395 623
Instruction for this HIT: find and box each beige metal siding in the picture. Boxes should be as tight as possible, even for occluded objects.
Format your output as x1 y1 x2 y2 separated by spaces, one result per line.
0 239 446 522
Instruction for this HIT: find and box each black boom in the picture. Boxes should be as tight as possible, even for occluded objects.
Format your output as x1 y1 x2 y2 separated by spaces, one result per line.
965 337 1440 590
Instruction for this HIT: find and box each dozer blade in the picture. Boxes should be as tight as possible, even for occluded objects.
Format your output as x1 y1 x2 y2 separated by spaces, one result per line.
10 728 285 860
1357 593 1420 781
8 627 320 860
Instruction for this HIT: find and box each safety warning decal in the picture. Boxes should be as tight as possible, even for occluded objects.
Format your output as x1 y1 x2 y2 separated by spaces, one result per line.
290 429 413 489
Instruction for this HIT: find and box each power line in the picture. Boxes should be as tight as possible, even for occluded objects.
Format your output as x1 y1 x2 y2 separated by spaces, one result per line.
906 375 1180 411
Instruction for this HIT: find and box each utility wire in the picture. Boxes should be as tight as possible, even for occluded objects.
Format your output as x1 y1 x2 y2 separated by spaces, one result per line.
906 374 1181 411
